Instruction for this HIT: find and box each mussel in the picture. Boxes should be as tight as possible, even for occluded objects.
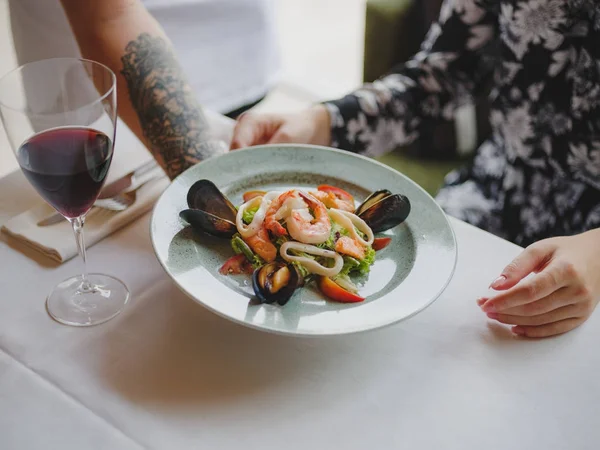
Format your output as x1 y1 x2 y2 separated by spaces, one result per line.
252 262 305 306
355 190 411 233
179 179 238 238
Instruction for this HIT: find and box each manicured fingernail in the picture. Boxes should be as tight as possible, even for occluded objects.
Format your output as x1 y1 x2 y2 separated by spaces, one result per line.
490 275 507 289
476 297 487 306
512 326 525 336
482 303 496 313
486 312 499 320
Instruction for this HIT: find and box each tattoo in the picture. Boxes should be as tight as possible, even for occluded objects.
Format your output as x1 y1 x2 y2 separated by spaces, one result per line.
121 33 225 179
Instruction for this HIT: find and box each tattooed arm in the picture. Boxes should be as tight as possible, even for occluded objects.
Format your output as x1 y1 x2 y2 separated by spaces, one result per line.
59 0 226 179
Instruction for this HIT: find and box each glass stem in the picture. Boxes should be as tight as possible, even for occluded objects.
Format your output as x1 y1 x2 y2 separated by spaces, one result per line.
71 216 92 291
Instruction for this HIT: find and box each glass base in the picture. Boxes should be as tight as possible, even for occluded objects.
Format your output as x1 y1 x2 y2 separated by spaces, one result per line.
46 273 130 326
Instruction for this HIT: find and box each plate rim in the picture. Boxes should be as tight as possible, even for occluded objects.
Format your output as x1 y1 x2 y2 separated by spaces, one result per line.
150 143 458 337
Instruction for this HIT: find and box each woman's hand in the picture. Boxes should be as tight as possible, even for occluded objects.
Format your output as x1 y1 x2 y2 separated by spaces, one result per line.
230 105 332 150
479 229 600 338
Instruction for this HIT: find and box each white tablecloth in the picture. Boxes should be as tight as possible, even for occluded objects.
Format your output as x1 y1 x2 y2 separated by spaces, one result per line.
1 115 599 450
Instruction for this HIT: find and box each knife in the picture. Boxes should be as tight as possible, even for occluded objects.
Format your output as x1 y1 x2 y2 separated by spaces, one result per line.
37 160 160 227
97 159 158 199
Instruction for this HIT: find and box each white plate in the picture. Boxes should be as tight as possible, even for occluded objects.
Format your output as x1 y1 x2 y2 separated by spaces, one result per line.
151 145 457 336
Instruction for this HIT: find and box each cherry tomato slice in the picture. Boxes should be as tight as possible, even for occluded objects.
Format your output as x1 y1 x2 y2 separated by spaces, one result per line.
242 260 255 275
219 254 248 275
372 237 392 251
317 185 354 203
243 190 266 203
317 276 365 303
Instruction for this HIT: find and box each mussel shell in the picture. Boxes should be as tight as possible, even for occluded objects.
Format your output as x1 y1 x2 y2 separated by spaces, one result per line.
187 179 237 223
355 189 392 216
252 262 304 306
358 193 411 233
179 209 237 238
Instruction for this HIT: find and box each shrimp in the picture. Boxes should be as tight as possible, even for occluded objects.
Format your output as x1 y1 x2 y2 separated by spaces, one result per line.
310 190 355 212
263 190 305 237
245 226 277 262
335 236 366 260
286 192 332 244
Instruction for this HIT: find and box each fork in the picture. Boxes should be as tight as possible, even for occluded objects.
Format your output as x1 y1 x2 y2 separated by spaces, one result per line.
92 175 158 211
92 174 163 211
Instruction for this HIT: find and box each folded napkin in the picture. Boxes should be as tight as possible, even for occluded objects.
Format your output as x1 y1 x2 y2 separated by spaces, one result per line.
1 172 170 263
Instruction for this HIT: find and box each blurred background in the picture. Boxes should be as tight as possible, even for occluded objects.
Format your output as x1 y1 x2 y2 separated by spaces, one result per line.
0 0 476 195
0 0 365 178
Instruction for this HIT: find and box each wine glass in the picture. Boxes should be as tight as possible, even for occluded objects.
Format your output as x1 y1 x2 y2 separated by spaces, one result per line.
0 57 129 326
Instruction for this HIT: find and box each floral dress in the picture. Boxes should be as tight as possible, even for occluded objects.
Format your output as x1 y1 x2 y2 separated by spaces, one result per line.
324 0 600 247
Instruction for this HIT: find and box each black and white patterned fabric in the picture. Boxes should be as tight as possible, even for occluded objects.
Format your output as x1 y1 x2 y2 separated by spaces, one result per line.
324 0 600 246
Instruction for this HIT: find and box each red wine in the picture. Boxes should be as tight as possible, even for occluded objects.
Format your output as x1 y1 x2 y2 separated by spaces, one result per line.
18 127 113 219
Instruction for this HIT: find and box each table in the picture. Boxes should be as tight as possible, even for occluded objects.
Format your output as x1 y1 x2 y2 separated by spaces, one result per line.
1 114 599 450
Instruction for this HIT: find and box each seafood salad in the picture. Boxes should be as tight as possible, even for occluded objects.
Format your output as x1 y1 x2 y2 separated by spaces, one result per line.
180 180 411 306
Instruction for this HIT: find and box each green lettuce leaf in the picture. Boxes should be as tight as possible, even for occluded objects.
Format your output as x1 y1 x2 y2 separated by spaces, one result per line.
339 256 360 276
291 262 310 279
357 246 376 276
274 235 289 248
242 206 259 224
231 234 264 269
